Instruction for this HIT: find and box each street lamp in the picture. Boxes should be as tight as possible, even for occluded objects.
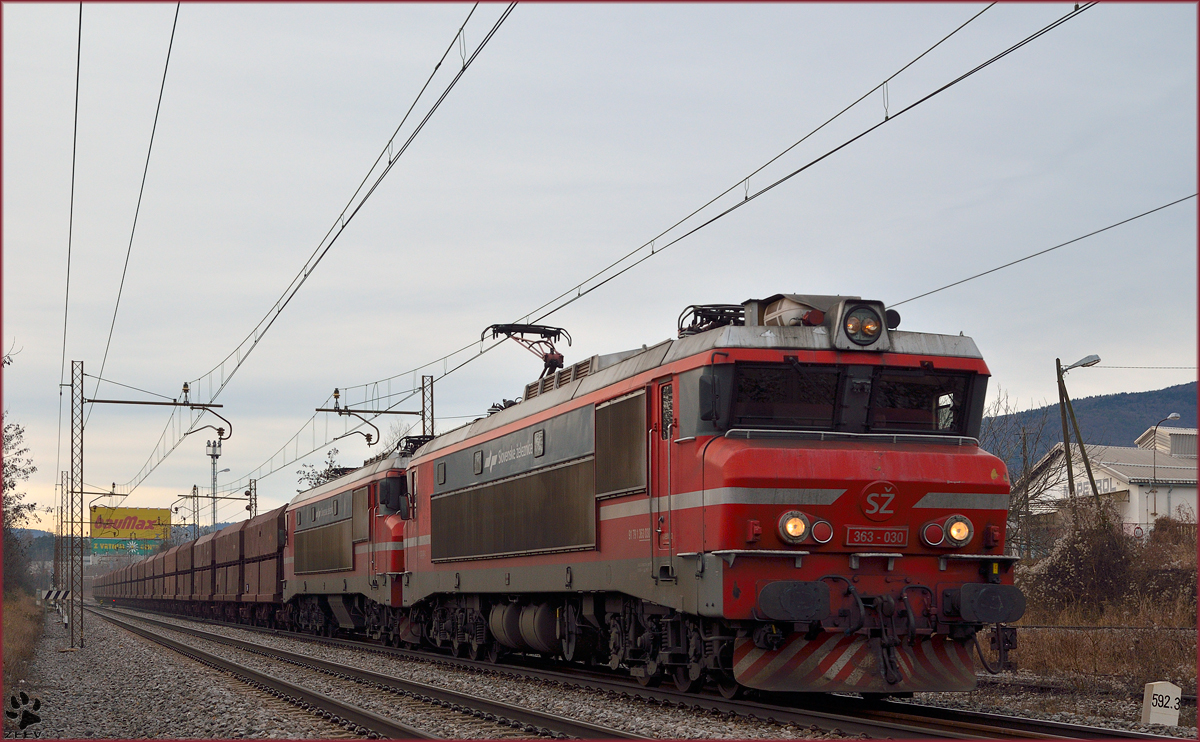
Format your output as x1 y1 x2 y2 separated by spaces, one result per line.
1150 412 1181 516
206 439 223 529
1056 354 1103 517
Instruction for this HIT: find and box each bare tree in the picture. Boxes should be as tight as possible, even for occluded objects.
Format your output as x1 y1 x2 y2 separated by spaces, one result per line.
979 387 1068 558
296 448 354 492
3 353 38 594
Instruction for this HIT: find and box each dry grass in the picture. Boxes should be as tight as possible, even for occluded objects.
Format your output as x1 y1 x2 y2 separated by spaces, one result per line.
981 596 1198 695
2 591 44 691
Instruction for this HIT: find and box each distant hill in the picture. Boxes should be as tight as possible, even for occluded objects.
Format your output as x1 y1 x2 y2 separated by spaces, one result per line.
983 381 1197 469
11 528 53 539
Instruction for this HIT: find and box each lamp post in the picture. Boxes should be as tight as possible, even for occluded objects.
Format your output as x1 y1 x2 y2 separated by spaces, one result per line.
206 439 222 528
1056 354 1103 518
215 467 230 527
1150 412 1181 517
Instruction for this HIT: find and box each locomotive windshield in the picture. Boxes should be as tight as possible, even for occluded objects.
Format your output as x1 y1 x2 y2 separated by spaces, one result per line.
728 362 979 436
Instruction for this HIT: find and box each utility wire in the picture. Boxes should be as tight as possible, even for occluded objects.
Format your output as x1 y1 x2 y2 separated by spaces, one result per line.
184 4 1099 497
331 3 1002 408
55 2 83 523
184 3 512 409
111 4 516 499
216 2 1098 495
518 2 996 327
1093 366 1197 370
891 193 1196 307
83 373 175 401
525 3 1098 325
88 2 180 425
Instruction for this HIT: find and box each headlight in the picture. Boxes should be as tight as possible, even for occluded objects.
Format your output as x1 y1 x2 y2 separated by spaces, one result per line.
778 511 810 544
843 306 884 346
811 520 834 544
945 515 973 546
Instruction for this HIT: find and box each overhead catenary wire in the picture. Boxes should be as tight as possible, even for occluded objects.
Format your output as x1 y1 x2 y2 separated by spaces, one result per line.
890 193 1197 307
524 2 1099 325
83 373 175 401
181 2 511 410
55 2 84 521
329 2 1004 410
110 4 516 500
87 3 181 426
213 3 1101 496
516 2 997 328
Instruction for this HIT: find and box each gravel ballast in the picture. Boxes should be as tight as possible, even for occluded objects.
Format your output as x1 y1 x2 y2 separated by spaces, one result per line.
96 607 859 739
13 608 350 739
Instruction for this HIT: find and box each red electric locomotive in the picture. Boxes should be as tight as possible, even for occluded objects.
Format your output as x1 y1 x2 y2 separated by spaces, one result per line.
394 293 1024 695
96 292 1024 698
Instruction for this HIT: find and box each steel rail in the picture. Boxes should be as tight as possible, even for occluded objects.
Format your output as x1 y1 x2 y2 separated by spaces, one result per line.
102 604 1186 741
94 607 647 740
90 608 434 739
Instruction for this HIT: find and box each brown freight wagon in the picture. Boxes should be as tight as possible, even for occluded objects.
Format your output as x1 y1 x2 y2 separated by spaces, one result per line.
151 552 165 599
193 532 216 604
244 506 287 622
215 521 246 606
177 541 194 602
164 544 181 600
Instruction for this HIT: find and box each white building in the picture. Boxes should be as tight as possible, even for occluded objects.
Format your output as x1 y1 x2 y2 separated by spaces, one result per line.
1033 427 1197 536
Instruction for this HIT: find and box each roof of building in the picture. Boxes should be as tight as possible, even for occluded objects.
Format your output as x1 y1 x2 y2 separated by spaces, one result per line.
1135 426 1197 455
1054 443 1197 486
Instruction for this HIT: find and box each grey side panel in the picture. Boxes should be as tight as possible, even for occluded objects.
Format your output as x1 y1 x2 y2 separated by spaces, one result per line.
435 405 595 494
295 490 353 532
284 572 401 607
294 520 353 574
432 458 596 560
595 393 647 497
401 555 726 617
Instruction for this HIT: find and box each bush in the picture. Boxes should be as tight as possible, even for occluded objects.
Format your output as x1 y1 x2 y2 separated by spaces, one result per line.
1016 506 1134 614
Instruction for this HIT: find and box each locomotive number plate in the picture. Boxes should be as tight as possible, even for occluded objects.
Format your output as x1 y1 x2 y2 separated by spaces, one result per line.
845 525 908 547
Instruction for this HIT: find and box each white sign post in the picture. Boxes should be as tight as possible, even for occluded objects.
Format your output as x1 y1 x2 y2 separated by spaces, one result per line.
1141 681 1182 727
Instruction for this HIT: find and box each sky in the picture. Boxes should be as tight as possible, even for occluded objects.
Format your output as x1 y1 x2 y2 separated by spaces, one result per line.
4 3 1196 532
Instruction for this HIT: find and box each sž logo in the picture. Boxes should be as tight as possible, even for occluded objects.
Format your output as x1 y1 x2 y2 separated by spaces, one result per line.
858 481 898 522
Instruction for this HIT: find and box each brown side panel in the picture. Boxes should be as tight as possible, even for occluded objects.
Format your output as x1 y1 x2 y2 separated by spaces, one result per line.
259 557 281 602
247 559 261 599
595 393 646 497
432 458 595 561
294 521 353 573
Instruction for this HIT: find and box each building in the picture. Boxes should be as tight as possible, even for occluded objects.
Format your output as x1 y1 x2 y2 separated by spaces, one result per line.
1023 426 1197 537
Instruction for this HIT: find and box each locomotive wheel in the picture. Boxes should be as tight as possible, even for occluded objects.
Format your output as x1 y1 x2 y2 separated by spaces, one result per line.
717 674 744 700
673 666 704 694
635 671 662 688
486 642 502 664
468 640 486 661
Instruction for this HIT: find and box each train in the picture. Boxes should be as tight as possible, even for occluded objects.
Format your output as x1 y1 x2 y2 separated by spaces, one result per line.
95 292 1026 697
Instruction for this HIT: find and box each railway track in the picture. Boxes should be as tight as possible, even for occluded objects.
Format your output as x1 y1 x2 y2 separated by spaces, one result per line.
90 606 645 740
100 604 1186 740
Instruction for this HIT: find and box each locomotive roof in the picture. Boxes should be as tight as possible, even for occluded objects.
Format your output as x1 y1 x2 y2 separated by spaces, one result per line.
289 452 408 506
412 324 983 460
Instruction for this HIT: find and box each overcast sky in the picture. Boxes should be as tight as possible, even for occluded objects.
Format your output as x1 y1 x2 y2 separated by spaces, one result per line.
4 3 1196 530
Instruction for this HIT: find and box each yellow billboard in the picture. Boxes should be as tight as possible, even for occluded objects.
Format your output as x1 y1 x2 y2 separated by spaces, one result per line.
90 507 171 540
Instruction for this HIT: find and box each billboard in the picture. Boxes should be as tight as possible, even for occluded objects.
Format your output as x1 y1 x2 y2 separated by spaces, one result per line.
90 507 171 541
92 538 160 556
